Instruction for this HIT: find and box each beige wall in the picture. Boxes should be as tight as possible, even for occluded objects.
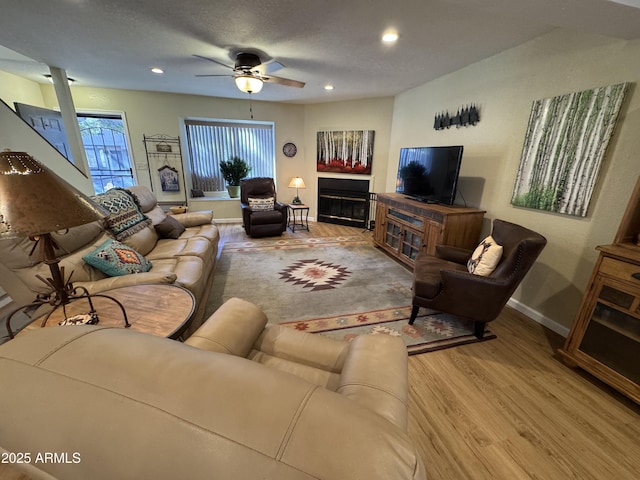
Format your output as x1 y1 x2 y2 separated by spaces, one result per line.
389 30 640 331
298 98 395 215
0 70 45 108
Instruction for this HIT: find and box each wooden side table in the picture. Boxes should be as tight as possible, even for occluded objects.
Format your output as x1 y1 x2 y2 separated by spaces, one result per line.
288 204 310 232
21 284 195 340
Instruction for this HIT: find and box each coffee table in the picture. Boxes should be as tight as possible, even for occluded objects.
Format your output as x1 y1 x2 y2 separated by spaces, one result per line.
22 284 195 340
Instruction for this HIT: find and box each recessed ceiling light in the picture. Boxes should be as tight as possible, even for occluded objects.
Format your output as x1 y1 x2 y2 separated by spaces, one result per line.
382 31 398 43
324 84 334 91
150 67 164 74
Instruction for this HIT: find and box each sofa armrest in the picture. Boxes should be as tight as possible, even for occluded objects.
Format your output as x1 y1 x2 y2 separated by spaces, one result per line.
185 297 267 356
435 244 472 264
337 335 408 430
73 271 177 293
252 324 351 374
172 210 213 227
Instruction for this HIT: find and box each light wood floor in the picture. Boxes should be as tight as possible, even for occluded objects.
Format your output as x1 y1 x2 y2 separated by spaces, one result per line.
2 222 639 480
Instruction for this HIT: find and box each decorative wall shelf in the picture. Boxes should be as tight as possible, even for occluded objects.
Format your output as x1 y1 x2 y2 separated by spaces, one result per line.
143 134 187 205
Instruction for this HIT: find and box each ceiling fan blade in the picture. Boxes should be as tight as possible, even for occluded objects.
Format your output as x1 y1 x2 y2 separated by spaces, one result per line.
261 75 305 88
255 60 285 75
192 54 235 71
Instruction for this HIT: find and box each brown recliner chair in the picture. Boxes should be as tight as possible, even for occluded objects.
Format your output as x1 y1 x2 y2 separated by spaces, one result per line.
240 177 288 237
409 219 547 338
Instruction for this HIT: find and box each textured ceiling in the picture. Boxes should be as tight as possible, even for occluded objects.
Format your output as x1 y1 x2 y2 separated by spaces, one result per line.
0 0 639 104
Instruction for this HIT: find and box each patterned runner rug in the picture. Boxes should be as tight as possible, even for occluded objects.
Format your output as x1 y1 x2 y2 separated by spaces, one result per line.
207 235 495 354
280 306 495 355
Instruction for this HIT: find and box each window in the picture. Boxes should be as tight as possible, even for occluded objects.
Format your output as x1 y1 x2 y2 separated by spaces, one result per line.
78 113 135 194
184 119 275 192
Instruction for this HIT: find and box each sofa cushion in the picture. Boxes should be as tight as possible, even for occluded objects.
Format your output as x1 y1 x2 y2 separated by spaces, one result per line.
155 215 186 239
83 238 152 276
148 237 213 262
127 185 158 213
14 233 112 293
179 224 220 243
51 220 105 255
92 188 152 241
172 210 214 228
250 209 285 226
149 256 204 298
121 224 159 257
145 205 169 225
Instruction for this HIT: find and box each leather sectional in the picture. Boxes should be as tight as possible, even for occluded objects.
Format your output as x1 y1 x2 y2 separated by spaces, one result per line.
0 297 426 479
0 185 219 336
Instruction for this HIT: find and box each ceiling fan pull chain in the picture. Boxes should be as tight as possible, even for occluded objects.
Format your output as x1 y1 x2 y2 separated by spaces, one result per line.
249 94 254 119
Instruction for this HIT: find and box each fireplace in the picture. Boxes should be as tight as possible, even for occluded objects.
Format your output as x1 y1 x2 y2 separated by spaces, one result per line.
317 177 373 228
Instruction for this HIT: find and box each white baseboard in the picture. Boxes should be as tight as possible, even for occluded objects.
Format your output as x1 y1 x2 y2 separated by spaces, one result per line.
507 298 570 338
213 216 317 224
213 218 242 224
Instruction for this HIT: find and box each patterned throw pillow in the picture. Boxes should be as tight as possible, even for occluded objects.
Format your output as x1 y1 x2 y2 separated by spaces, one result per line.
83 238 152 276
91 188 152 241
248 196 275 211
467 235 503 276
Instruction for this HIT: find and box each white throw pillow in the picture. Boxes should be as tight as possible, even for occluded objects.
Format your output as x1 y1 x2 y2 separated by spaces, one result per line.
248 197 275 211
467 235 503 276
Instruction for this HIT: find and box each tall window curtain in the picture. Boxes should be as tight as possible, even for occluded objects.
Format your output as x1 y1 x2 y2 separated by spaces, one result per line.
185 120 275 192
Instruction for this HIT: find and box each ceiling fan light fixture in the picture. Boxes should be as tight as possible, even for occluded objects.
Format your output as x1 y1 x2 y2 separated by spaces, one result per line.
235 75 263 93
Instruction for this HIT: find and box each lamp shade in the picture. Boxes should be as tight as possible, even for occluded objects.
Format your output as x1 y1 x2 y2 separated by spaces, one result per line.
288 177 306 189
0 150 107 238
234 75 264 94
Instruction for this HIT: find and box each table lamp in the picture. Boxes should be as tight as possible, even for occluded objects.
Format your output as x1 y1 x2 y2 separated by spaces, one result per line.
0 150 129 338
288 177 306 205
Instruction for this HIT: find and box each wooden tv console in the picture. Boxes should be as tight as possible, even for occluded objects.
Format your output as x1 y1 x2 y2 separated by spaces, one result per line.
373 193 485 269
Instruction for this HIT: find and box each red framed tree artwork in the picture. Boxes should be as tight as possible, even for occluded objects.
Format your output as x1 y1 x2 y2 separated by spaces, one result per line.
317 130 375 175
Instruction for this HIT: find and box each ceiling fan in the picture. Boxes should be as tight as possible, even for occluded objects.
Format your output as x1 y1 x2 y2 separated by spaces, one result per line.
194 51 305 94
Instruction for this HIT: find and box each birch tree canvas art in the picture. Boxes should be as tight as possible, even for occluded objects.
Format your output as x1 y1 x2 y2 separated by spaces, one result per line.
511 83 628 217
317 130 375 174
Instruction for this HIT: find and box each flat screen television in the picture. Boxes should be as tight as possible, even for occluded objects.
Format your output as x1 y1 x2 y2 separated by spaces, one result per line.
395 145 463 205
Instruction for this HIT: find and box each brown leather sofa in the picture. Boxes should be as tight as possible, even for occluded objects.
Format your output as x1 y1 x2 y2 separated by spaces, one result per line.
0 185 219 335
240 177 288 237
0 297 426 480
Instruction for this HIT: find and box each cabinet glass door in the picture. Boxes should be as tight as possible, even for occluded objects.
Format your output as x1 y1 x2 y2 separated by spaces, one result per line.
401 229 423 261
385 221 402 249
579 280 640 384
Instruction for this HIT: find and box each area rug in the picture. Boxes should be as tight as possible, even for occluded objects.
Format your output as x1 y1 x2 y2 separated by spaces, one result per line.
207 235 495 354
280 306 495 355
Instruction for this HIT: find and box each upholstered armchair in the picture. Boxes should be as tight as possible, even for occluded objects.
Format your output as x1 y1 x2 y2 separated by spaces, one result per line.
409 219 547 338
240 177 288 237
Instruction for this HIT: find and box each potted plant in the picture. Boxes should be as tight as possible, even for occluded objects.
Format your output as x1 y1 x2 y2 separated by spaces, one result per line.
220 156 251 198
399 161 429 195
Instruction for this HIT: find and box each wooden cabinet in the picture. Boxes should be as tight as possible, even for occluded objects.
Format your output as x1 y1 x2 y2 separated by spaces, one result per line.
559 176 640 404
373 193 485 268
